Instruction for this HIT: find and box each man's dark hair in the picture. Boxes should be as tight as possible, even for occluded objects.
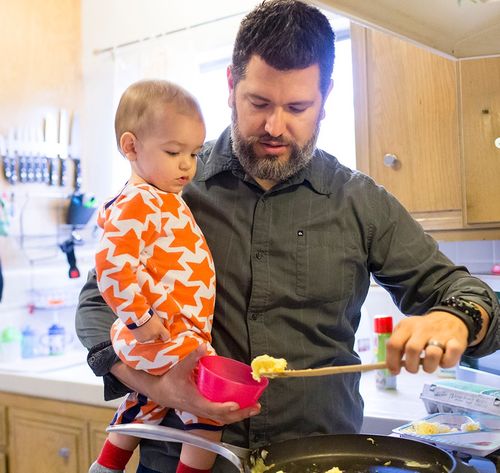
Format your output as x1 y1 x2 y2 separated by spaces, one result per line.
232 0 335 97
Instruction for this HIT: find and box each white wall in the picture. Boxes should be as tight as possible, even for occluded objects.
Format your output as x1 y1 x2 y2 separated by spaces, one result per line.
80 0 260 201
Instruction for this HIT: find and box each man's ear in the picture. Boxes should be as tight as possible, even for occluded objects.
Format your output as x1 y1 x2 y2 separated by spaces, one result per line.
120 132 138 161
227 65 235 108
320 79 334 121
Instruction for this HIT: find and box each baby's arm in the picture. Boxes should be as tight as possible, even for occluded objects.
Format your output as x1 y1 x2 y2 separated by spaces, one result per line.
95 189 169 342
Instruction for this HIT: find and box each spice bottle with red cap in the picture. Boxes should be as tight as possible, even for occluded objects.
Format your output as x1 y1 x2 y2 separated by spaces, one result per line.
374 315 397 390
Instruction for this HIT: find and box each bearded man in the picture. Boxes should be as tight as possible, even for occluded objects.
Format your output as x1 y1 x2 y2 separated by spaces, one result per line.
76 1 499 472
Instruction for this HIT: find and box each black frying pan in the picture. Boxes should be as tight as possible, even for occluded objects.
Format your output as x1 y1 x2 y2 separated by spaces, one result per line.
107 425 477 472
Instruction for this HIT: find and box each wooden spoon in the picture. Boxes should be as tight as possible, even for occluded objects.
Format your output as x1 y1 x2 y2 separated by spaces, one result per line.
259 361 389 378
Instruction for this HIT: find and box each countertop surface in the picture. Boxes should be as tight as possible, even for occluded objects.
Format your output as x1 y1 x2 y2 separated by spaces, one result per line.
0 352 440 432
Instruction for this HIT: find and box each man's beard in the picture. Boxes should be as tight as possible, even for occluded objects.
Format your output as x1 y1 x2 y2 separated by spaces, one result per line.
230 108 320 183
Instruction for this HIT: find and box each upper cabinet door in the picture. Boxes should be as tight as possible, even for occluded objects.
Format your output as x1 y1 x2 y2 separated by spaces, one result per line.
460 57 500 225
351 25 462 215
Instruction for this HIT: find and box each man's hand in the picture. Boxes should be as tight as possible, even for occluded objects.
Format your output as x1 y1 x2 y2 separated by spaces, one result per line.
110 345 261 425
385 311 469 375
133 313 170 343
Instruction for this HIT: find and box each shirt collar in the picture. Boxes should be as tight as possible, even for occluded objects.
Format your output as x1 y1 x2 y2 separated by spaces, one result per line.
198 127 341 196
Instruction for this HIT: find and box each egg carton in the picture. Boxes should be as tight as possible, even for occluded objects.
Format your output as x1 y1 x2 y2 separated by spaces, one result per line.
393 413 500 457
420 380 500 417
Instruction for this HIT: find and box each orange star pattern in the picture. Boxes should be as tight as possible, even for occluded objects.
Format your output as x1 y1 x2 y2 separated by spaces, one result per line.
95 248 116 275
161 193 182 219
155 296 180 316
115 191 154 222
170 222 199 254
126 340 164 364
150 245 185 275
105 261 139 294
101 285 128 311
120 292 150 321
143 219 161 245
198 295 215 319
187 257 213 289
172 279 199 307
139 279 163 308
107 228 141 258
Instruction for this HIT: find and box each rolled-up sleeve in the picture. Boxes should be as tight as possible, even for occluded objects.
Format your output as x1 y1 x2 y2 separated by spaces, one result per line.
367 184 499 357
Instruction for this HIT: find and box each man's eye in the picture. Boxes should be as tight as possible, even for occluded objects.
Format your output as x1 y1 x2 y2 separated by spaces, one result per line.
165 151 179 156
289 106 307 113
251 101 267 109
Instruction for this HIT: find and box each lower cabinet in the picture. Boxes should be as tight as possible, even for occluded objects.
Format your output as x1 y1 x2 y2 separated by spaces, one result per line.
0 392 139 473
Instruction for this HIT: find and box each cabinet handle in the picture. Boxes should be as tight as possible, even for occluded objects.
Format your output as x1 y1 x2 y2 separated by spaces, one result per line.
58 447 70 459
495 137 500 149
383 153 401 169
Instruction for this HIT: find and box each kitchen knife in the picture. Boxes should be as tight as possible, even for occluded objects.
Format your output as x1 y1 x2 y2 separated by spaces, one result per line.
33 122 44 183
17 127 28 183
44 111 59 186
26 126 36 183
0 134 8 183
58 109 70 187
6 128 18 185
69 113 82 190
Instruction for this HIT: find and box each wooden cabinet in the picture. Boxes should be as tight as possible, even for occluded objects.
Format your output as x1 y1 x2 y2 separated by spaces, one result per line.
351 24 500 239
8 409 88 473
0 405 6 473
460 57 500 226
0 393 139 473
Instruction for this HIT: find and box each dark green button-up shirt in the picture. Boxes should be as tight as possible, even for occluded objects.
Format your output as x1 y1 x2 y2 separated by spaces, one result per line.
76 127 499 471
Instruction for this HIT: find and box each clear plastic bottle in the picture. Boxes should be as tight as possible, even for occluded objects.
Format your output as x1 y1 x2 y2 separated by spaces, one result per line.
374 315 397 390
47 323 66 356
21 326 37 358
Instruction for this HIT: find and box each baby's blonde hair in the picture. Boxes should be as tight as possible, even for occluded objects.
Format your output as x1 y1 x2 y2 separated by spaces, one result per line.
114 79 203 150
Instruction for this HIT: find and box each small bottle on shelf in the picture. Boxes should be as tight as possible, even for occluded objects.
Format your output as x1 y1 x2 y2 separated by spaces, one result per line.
374 315 397 390
21 326 37 358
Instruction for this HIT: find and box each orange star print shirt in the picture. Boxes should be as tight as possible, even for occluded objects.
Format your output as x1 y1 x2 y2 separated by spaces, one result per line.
95 183 216 342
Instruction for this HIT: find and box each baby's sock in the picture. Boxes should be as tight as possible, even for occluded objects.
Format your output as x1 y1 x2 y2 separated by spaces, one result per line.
88 462 123 473
176 461 211 473
90 439 132 472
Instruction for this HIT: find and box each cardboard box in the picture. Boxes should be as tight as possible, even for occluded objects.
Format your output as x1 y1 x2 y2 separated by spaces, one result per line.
420 379 500 416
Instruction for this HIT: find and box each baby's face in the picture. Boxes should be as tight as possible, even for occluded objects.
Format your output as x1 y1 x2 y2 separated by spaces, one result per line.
132 106 205 194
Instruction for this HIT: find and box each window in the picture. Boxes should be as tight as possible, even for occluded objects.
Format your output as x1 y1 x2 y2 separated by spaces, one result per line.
109 10 356 189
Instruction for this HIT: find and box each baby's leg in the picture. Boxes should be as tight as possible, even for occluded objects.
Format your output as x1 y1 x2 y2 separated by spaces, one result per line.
177 429 223 473
88 433 139 473
90 393 167 473
108 431 141 451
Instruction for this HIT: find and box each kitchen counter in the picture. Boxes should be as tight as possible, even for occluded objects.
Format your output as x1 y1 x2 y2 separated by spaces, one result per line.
0 353 440 433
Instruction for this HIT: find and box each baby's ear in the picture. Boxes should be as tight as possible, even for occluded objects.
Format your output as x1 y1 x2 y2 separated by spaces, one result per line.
120 132 138 161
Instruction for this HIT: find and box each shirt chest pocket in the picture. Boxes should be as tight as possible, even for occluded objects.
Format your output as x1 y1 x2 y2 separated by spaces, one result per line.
295 229 354 302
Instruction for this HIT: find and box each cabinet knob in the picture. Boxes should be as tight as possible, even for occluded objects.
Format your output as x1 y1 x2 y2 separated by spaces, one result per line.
58 447 70 459
383 153 401 169
495 137 500 149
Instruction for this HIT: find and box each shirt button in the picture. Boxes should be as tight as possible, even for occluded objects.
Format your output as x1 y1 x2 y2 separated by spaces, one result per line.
250 312 261 320
255 251 264 260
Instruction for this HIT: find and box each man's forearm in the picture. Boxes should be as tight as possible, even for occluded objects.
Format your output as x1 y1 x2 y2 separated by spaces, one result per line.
110 360 158 397
75 269 116 350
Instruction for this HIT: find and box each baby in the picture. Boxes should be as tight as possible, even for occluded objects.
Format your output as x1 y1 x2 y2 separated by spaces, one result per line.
90 79 220 473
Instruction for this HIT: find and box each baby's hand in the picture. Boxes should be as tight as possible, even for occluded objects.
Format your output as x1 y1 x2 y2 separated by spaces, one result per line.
133 313 170 343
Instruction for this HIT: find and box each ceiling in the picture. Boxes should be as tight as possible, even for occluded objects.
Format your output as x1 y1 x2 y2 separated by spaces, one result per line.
314 0 500 59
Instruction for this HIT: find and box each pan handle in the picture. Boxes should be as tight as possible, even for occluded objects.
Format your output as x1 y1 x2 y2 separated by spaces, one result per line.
107 424 249 473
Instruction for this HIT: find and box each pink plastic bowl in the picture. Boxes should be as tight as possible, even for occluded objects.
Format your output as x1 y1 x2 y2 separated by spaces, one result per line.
196 355 269 408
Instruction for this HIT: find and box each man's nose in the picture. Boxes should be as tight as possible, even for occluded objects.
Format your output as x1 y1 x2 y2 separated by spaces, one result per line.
264 108 286 137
